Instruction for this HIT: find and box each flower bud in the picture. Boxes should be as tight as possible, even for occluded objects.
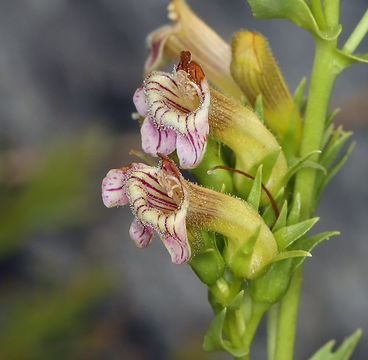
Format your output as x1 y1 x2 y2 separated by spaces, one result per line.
231 31 302 155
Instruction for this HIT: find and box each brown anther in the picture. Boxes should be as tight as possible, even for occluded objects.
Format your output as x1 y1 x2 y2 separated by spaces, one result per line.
177 51 205 86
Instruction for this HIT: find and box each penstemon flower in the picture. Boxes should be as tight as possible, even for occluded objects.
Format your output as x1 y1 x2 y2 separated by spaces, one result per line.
144 0 242 99
136 51 288 201
102 155 278 278
134 51 210 169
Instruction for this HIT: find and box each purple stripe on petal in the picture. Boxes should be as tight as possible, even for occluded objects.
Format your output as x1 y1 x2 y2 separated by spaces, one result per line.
129 219 154 248
147 81 179 98
141 117 176 157
102 169 129 208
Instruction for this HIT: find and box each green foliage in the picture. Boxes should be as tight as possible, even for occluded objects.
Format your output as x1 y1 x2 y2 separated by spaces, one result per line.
203 292 249 356
191 136 234 193
291 231 340 269
246 0 341 40
273 217 319 251
308 329 362 360
293 77 307 110
247 165 263 211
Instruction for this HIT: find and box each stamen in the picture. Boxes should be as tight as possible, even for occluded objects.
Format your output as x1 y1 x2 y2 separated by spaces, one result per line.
207 165 279 220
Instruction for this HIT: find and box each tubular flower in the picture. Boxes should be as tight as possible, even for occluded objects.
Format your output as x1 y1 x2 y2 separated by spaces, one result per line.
102 155 278 278
144 0 242 99
231 31 303 154
136 51 288 202
134 51 210 169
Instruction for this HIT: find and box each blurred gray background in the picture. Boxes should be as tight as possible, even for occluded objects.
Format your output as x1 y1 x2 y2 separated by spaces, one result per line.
0 0 367 359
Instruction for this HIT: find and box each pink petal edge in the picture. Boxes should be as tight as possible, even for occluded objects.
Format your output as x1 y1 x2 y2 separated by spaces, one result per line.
133 87 148 117
141 117 177 157
102 169 129 208
129 218 154 248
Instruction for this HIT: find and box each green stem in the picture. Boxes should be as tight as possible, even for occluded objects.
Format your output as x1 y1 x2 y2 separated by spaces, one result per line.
242 302 268 360
324 0 340 28
276 35 340 360
310 0 327 29
274 267 303 360
294 38 338 220
343 9 368 54
267 304 280 360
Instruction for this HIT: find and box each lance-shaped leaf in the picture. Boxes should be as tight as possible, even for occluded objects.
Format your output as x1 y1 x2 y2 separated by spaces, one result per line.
273 217 319 251
272 201 288 232
246 0 341 40
308 329 362 360
247 165 263 211
280 150 325 187
291 231 340 270
293 76 307 110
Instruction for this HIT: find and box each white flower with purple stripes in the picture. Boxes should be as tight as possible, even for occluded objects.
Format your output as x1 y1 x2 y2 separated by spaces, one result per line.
102 156 190 265
133 51 210 169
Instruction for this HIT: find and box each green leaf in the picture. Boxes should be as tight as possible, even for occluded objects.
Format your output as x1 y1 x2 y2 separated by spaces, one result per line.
255 94 265 123
320 129 353 170
293 76 307 109
281 150 322 187
262 188 285 227
308 329 362 360
228 290 245 311
291 231 339 269
287 192 301 225
315 142 355 206
270 250 311 263
203 308 249 356
334 49 368 73
258 149 281 185
272 201 288 232
246 0 341 40
326 108 341 128
247 165 263 211
274 217 319 251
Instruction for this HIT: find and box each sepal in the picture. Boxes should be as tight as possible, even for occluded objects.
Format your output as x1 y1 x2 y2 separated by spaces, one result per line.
189 230 225 286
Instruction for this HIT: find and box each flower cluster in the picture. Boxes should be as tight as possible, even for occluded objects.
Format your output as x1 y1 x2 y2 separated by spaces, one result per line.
101 0 366 357
101 0 311 279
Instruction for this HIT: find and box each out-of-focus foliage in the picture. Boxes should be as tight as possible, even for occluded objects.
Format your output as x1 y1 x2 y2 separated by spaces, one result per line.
0 270 115 360
0 129 111 256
